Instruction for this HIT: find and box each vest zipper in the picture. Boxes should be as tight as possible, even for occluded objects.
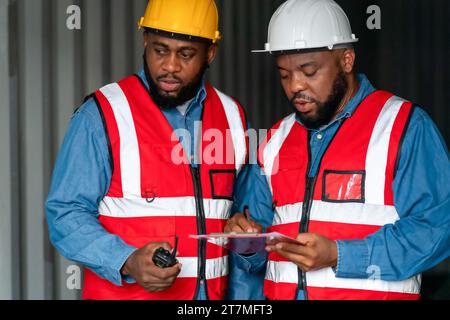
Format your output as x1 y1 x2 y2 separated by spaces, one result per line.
191 166 209 300
293 120 347 300
295 131 316 300
295 176 317 300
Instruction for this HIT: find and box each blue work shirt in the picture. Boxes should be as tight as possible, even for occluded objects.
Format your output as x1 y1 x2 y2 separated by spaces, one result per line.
228 74 450 300
45 68 245 300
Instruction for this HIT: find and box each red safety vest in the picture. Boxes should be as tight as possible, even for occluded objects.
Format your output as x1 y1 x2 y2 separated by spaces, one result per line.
259 91 421 300
82 75 248 300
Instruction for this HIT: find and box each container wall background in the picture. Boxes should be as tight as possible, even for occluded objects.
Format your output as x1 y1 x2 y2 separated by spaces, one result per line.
0 0 449 299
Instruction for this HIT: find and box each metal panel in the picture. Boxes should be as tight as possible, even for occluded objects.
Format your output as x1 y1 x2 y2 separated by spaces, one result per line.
132 0 148 71
19 0 48 300
83 0 104 96
53 0 81 301
110 0 130 81
0 0 14 300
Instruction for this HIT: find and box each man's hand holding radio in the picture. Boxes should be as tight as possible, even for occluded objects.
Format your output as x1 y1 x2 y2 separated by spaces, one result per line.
121 242 182 293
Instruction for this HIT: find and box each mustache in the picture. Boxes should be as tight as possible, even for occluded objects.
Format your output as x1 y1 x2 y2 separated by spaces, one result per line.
157 74 182 83
290 92 318 104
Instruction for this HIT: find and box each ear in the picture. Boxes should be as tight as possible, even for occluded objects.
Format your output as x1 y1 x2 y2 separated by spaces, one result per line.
143 31 149 48
340 49 356 74
206 44 218 65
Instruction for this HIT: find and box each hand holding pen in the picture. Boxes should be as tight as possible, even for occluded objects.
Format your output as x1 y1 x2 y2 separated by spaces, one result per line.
224 205 263 234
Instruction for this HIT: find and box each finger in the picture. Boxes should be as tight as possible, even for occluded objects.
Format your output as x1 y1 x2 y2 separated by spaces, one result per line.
271 247 310 267
161 263 182 279
235 215 255 232
143 281 173 288
225 221 241 233
150 263 182 280
145 285 170 293
146 275 178 287
224 222 234 233
230 223 246 233
148 242 173 257
265 242 307 254
165 275 178 284
296 233 314 245
158 242 173 251
275 242 312 256
250 221 263 233
144 278 177 291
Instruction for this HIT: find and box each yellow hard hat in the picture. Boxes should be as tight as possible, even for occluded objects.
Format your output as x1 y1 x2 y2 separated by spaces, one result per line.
138 0 222 43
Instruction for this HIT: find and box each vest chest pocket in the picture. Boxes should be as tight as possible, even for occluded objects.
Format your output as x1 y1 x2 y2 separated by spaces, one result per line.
209 170 236 201
270 155 307 201
322 170 366 203
277 153 305 171
143 143 191 196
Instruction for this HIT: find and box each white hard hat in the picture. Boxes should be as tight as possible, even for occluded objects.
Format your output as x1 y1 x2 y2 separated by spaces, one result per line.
253 0 358 53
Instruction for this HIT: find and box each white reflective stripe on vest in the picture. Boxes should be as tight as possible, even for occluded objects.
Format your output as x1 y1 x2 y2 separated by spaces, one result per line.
214 88 247 174
272 200 400 227
99 83 142 199
265 261 421 294
262 113 297 193
177 256 229 279
206 255 229 279
365 95 406 205
99 196 233 219
265 260 298 284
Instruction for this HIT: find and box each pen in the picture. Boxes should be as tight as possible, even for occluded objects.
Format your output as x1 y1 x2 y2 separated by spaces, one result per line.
243 205 258 233
243 205 251 221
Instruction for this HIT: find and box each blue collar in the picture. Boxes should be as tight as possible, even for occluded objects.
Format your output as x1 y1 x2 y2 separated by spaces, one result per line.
296 73 376 132
136 67 207 114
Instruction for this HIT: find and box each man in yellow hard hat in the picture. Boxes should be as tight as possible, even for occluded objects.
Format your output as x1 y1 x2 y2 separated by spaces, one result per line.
46 0 250 300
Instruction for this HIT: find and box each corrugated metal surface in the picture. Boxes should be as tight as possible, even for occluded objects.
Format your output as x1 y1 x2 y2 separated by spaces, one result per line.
0 0 448 300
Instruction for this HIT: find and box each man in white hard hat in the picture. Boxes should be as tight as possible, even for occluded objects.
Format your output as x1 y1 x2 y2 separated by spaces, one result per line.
225 0 450 300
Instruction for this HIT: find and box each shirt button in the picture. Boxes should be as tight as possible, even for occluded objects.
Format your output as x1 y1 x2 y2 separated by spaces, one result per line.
317 134 323 140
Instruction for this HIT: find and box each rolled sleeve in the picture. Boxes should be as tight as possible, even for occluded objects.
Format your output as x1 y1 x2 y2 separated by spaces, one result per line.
46 100 138 287
335 107 450 281
335 240 370 279
110 246 138 286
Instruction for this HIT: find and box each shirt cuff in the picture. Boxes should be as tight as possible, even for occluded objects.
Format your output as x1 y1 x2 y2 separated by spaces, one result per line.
108 245 138 286
335 240 370 279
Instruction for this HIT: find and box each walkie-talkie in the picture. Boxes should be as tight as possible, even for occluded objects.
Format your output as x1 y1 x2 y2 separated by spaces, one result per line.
153 236 179 268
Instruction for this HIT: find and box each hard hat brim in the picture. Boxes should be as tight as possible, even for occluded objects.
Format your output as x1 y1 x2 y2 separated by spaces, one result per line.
251 40 359 54
144 27 215 45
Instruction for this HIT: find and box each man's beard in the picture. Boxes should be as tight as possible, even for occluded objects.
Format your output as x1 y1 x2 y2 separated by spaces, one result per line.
143 53 208 110
291 70 348 130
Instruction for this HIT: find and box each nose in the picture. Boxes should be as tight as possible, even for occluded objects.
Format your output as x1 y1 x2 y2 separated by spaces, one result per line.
289 74 308 96
162 53 182 74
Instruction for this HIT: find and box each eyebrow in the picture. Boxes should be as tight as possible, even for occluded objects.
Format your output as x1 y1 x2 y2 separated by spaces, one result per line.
152 41 169 49
152 41 197 52
299 61 317 68
277 61 317 71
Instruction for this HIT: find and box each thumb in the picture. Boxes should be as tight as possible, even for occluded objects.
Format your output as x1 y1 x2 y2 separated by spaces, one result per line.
146 242 172 254
295 233 311 245
250 221 263 233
